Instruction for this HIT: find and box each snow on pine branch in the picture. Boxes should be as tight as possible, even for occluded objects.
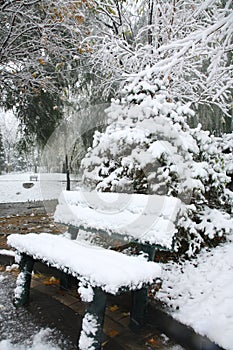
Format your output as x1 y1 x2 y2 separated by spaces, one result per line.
81 75 233 256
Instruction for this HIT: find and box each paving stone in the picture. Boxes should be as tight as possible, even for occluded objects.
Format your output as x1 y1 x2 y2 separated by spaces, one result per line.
68 301 86 315
53 292 80 307
103 315 126 337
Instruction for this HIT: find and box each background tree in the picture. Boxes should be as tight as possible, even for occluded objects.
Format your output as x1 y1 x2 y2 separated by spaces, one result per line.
1 0 232 163
0 130 5 174
84 0 233 130
0 110 19 172
0 0 93 145
0 0 89 98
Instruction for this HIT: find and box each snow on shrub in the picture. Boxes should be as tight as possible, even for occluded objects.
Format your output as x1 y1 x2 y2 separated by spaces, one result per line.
81 73 233 256
216 132 233 195
217 132 233 175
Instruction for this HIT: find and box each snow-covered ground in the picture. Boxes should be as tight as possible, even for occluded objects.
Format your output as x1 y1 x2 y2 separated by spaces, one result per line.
0 273 76 350
0 329 64 350
0 272 183 350
156 237 233 350
1 172 233 349
0 173 79 203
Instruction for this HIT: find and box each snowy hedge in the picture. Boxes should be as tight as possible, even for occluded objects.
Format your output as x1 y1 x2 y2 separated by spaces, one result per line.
81 74 233 256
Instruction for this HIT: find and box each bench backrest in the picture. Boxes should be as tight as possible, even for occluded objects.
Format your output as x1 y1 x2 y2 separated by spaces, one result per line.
54 190 184 252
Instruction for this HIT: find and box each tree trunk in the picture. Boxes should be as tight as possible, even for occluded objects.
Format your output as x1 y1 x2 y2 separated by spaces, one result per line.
65 154 70 191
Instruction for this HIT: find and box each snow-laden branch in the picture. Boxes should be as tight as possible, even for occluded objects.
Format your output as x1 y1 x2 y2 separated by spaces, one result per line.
86 0 232 118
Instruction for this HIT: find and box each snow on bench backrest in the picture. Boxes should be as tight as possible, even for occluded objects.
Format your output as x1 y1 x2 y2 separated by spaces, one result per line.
54 190 184 250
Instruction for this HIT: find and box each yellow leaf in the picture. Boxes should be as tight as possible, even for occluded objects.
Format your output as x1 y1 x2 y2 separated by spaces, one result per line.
101 340 109 347
38 58 45 65
107 7 116 15
108 304 119 312
43 276 60 286
75 14 85 24
107 329 119 338
146 337 158 346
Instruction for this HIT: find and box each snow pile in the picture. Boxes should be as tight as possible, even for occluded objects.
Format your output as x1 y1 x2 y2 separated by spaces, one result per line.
54 190 183 248
8 233 161 295
0 328 62 350
81 75 232 256
156 240 233 350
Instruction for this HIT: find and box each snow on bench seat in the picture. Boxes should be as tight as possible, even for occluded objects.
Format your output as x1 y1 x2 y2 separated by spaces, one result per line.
8 233 161 294
54 191 183 249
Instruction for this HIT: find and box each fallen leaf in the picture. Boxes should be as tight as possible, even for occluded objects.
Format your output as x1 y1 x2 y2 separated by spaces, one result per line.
108 305 119 312
146 337 158 346
43 276 60 286
107 330 119 338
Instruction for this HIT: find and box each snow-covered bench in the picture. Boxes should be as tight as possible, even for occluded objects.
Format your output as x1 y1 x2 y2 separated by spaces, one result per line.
29 175 38 181
8 190 183 350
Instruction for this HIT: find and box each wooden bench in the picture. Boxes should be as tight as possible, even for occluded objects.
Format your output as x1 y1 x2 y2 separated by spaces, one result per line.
29 175 38 181
8 190 183 350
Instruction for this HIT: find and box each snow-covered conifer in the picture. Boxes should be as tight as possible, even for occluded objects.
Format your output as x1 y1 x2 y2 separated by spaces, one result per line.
216 132 233 188
81 73 233 256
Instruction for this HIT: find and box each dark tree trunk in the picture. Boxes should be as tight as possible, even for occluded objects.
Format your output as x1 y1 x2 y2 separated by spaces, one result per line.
65 154 70 191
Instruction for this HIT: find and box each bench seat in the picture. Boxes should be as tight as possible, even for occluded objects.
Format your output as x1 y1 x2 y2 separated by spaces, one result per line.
8 233 161 295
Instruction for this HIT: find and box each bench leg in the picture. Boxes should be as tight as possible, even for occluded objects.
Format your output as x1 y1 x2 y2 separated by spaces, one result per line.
59 272 72 291
78 288 107 350
129 244 156 331
130 287 148 331
13 254 34 307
